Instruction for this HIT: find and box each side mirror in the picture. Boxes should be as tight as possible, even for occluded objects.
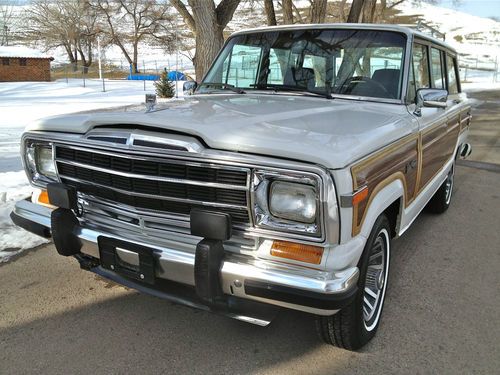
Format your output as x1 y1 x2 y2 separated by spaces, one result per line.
183 81 197 95
414 88 448 116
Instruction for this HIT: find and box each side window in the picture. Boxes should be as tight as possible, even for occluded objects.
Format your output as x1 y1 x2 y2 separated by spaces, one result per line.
430 47 445 89
408 43 430 102
446 54 459 94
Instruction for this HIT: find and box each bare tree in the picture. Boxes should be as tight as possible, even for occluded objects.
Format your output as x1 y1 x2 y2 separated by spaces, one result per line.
264 0 277 26
309 0 327 23
282 0 294 24
24 0 98 70
92 0 171 73
347 0 365 22
0 2 18 46
361 0 377 22
170 0 241 81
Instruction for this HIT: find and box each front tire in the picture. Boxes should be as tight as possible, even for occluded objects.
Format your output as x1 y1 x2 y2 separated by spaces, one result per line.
316 215 391 350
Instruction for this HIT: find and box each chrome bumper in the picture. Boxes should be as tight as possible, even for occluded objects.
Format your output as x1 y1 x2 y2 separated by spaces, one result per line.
12 199 359 317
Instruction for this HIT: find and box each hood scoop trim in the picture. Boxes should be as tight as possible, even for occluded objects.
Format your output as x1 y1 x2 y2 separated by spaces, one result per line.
84 128 205 153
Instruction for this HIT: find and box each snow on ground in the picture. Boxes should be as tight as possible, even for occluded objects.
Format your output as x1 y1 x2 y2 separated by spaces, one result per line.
0 171 49 262
0 78 184 259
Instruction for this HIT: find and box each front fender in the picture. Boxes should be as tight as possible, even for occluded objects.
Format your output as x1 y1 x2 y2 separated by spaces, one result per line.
358 178 404 239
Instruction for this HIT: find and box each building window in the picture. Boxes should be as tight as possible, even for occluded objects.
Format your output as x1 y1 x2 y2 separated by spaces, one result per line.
2 58 9 66
19 58 27 66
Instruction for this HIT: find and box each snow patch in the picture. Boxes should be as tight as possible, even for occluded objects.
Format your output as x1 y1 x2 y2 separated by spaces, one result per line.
0 45 52 59
0 171 49 262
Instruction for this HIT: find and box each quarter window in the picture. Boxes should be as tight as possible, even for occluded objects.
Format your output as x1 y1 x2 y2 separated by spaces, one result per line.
446 54 459 94
430 47 445 89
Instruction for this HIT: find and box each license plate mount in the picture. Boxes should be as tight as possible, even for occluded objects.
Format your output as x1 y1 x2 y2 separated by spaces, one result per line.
98 237 156 285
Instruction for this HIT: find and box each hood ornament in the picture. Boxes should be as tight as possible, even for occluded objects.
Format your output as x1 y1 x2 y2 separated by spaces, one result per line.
145 94 157 112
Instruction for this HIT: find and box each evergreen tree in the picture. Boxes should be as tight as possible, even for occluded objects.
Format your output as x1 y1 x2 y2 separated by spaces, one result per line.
155 71 175 98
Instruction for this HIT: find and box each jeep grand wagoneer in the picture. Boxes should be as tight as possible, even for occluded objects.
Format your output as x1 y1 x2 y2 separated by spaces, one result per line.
11 24 471 350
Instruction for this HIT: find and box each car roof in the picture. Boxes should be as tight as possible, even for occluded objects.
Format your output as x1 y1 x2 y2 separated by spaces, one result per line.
230 23 456 54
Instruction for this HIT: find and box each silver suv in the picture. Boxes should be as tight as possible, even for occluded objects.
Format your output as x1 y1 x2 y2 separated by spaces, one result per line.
12 24 471 350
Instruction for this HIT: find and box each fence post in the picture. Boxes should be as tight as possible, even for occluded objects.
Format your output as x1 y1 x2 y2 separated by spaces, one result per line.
82 67 86 88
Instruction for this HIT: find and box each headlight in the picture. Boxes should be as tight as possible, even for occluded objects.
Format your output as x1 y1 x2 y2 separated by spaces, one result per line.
252 170 322 237
36 145 57 178
269 181 316 223
24 140 57 184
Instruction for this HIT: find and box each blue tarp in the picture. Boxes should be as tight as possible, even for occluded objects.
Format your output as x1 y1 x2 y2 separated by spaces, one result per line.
127 74 159 81
126 71 186 81
168 71 185 80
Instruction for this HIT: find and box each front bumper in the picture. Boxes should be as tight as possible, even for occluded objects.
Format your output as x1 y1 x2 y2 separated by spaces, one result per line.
11 198 359 321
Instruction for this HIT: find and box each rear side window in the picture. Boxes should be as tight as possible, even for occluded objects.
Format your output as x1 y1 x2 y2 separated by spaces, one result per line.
446 54 459 94
407 43 430 102
430 47 445 89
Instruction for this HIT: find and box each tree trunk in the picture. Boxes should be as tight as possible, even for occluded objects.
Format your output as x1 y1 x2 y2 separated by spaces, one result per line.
189 0 224 81
310 0 328 23
264 0 277 26
362 0 377 22
282 0 293 24
339 0 348 22
347 0 364 23
172 0 240 81
133 42 139 73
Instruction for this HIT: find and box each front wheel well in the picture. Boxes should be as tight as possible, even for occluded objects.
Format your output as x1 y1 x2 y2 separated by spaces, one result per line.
383 198 402 238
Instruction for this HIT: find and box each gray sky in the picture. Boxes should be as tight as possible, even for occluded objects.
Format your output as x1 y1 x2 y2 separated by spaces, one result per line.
436 0 500 19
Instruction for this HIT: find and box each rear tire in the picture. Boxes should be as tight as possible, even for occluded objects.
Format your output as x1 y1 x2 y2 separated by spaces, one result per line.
315 215 391 350
426 164 454 214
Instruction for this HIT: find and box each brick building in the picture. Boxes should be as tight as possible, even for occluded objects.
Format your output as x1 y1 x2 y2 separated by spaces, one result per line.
0 46 54 82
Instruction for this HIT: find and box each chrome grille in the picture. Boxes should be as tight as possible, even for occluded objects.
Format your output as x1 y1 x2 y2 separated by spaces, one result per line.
55 145 251 225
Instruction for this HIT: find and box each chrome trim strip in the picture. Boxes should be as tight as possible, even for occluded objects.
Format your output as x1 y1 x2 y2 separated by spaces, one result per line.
58 174 249 211
55 158 249 191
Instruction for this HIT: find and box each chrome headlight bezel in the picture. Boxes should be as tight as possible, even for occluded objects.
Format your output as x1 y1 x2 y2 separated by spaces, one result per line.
251 169 322 238
23 139 58 187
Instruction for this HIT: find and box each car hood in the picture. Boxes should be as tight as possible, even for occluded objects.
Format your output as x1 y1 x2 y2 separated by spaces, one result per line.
26 93 415 169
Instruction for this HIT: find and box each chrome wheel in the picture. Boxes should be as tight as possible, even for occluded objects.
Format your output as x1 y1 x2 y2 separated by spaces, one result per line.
445 167 454 205
363 228 390 332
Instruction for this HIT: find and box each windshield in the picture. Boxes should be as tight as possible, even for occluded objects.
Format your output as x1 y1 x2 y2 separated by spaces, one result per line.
201 29 407 100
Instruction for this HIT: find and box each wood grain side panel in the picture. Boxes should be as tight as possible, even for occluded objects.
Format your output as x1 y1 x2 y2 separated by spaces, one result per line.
460 109 472 133
351 135 419 236
419 121 460 190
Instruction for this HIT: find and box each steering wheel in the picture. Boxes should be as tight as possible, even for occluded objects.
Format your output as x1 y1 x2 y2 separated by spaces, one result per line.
337 76 393 98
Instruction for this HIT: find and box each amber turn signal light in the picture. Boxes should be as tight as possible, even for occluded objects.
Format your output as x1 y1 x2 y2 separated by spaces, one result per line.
270 240 323 265
352 186 369 206
38 190 51 205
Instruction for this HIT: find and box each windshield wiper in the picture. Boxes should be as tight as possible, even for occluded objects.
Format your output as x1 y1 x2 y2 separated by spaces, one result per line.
253 84 332 99
198 82 246 94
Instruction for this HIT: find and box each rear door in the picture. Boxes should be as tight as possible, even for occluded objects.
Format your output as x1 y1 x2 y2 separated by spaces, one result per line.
408 41 457 192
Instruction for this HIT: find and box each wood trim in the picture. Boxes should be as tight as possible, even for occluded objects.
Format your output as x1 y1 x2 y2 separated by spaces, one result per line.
351 134 419 237
351 173 407 237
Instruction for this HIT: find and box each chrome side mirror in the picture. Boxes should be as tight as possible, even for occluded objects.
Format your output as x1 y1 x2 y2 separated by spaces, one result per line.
414 88 448 116
183 81 197 95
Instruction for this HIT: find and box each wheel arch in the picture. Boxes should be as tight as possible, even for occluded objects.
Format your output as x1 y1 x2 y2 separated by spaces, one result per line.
358 178 405 239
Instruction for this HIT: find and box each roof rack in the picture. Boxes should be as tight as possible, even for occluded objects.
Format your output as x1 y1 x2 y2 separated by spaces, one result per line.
401 21 446 41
